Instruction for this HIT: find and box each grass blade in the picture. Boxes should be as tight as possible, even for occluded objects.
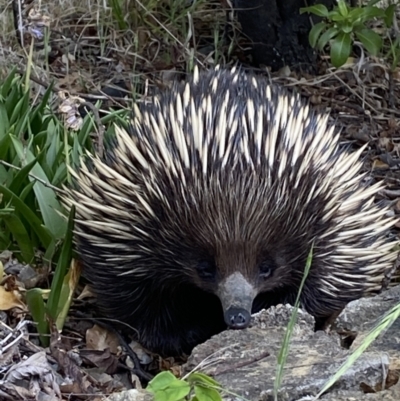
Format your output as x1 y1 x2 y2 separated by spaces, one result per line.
46 206 75 321
273 244 314 400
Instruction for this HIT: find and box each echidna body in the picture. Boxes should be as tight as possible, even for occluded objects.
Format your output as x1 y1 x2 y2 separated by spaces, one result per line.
65 67 399 356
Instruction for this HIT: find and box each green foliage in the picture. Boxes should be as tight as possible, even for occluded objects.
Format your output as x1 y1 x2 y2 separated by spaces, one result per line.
0 68 118 264
147 371 223 401
46 204 75 323
25 206 75 347
301 0 395 68
387 36 400 71
0 68 127 345
25 288 49 346
108 0 128 30
0 69 64 263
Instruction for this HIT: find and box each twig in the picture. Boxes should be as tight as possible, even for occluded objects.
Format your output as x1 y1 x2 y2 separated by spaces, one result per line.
213 350 270 376
0 160 66 195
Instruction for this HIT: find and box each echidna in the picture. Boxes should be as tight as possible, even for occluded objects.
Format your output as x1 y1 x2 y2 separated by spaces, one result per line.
64 66 399 357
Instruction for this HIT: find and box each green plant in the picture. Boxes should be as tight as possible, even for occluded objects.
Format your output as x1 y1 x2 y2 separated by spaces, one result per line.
301 0 396 67
0 67 129 345
0 69 66 263
147 371 224 401
385 33 400 72
25 206 76 346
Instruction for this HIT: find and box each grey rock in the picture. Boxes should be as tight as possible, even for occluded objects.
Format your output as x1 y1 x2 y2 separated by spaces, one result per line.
320 380 400 401
183 287 400 401
337 285 400 356
105 389 152 401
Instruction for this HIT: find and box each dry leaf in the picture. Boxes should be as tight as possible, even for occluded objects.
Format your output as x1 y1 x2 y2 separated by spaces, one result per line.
77 283 95 300
0 286 26 311
5 351 61 399
80 348 119 374
86 324 120 354
372 159 389 170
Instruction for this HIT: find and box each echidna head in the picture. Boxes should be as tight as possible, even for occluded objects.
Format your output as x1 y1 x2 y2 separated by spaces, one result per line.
142 163 320 330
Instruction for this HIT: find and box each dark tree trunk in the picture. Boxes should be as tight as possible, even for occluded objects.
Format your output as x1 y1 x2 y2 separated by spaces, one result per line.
234 0 336 71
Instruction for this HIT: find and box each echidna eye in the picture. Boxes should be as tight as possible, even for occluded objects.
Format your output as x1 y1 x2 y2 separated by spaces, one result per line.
259 263 273 279
196 260 216 279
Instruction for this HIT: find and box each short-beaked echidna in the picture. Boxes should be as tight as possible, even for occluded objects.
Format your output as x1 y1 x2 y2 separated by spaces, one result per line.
64 66 399 356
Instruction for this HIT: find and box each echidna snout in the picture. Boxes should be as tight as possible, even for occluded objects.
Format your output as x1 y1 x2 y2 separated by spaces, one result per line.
224 307 252 329
217 272 255 329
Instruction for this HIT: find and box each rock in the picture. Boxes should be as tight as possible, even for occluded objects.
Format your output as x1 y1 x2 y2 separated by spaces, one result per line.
337 285 400 359
319 380 400 401
183 287 400 401
105 389 152 401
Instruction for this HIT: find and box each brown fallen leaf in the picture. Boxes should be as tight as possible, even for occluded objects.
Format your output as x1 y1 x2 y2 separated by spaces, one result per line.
372 159 390 170
86 324 120 354
0 286 26 311
80 348 119 374
77 283 96 300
